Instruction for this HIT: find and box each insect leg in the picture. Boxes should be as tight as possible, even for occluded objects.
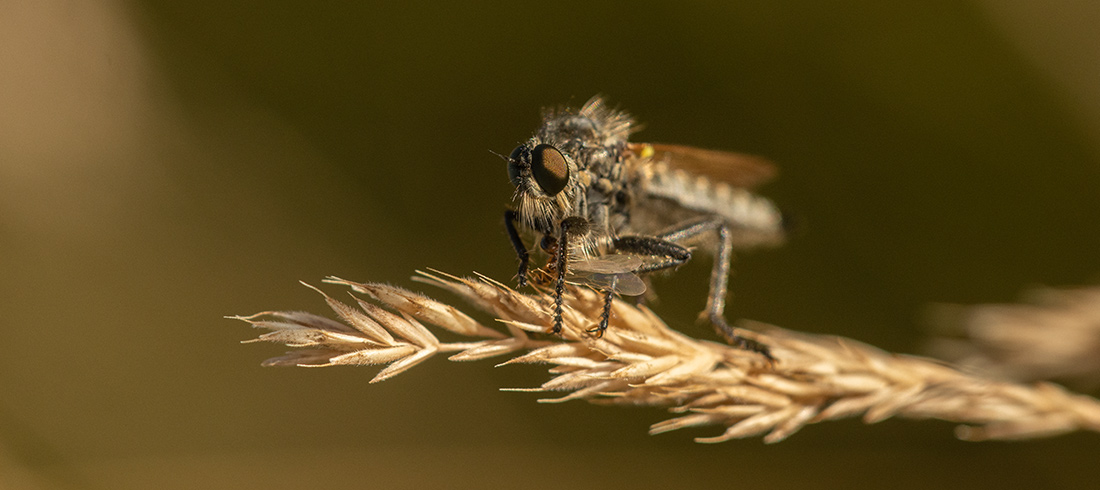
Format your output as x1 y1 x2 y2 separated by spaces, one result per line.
504 210 530 287
705 223 774 361
650 217 775 362
587 288 615 338
612 236 691 274
551 217 590 335
579 236 690 337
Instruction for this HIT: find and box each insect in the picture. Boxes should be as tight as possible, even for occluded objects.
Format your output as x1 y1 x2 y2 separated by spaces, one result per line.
503 97 787 360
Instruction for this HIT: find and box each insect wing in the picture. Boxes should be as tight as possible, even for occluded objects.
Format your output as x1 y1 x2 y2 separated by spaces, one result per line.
570 254 644 274
569 254 648 296
630 142 777 189
574 270 648 296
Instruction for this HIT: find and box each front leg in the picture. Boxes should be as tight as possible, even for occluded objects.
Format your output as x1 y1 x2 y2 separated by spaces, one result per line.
504 210 531 288
551 217 590 335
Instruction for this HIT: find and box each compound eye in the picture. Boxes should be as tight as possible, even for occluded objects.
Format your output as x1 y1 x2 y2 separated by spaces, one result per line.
530 144 569 196
507 145 527 186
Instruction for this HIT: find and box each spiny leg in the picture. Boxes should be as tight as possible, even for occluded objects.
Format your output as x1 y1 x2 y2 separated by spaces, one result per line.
551 217 589 335
551 228 568 334
587 288 615 338
590 235 690 338
611 236 692 274
506 210 558 288
654 217 775 362
504 210 530 288
700 221 774 362
709 313 773 362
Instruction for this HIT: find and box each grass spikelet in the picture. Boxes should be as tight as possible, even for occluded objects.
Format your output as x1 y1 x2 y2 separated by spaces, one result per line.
234 272 1100 443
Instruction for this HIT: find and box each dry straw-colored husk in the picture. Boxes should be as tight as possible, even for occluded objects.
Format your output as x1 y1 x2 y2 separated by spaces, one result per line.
928 286 1100 388
232 271 1100 443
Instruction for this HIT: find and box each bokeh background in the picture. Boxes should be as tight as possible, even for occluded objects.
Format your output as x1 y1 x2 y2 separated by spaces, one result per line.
2 1 1099 488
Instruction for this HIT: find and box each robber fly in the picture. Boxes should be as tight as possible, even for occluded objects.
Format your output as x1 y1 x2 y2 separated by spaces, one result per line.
503 96 786 360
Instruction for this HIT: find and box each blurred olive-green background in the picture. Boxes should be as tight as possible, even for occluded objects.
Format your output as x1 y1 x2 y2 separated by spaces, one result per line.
2 1 1099 489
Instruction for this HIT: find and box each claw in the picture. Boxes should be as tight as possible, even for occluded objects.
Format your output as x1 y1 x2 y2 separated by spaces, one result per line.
710 313 775 365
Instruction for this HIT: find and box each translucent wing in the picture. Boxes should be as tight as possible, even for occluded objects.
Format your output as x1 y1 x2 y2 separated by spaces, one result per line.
569 254 648 297
572 271 647 297
571 254 644 274
629 142 777 189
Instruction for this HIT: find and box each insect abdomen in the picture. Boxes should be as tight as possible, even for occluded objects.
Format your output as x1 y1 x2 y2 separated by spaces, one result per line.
641 163 786 248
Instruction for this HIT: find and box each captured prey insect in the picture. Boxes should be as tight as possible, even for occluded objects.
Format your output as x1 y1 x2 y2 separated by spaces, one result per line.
503 97 787 360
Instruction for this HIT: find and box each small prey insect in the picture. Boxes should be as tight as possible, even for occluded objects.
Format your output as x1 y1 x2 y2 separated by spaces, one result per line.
503 97 786 360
